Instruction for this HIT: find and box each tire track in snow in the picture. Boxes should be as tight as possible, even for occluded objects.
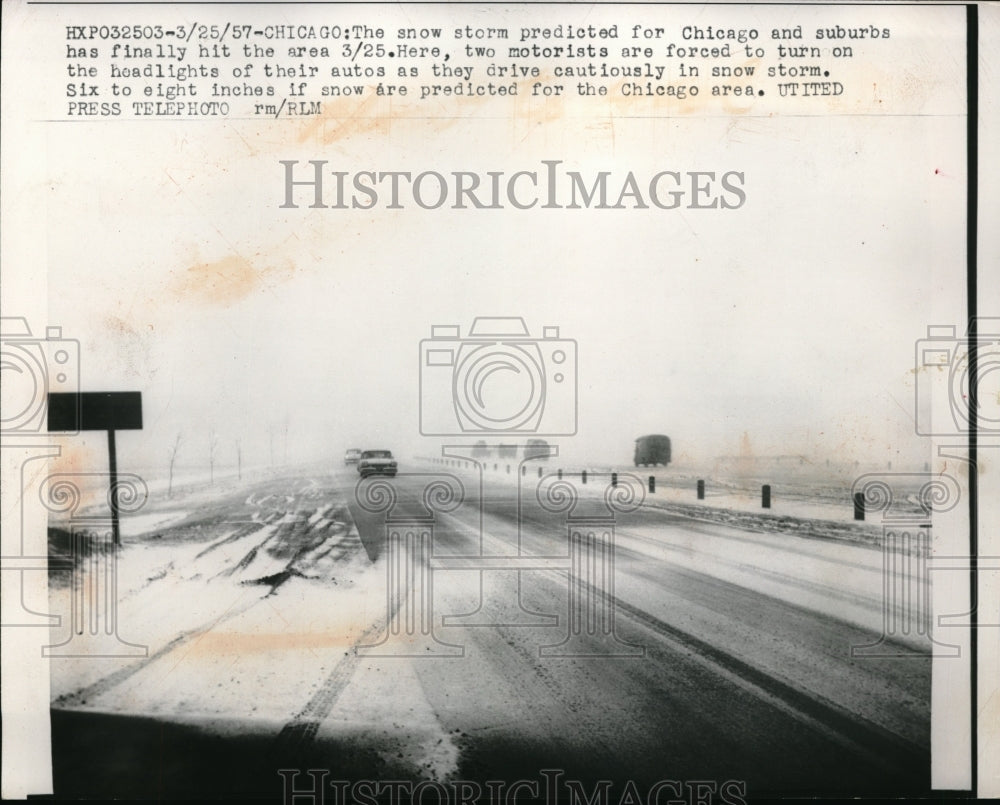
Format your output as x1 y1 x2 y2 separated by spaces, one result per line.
272 621 384 751
52 593 261 709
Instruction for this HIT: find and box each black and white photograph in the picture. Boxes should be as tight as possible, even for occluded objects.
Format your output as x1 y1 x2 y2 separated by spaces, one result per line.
1 1 997 801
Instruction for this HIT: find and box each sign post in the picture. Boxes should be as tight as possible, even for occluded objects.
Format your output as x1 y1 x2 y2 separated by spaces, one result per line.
44 391 146 658
48 391 143 546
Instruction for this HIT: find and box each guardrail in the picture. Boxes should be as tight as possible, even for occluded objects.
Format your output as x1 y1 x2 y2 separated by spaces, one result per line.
412 456 949 527
417 457 786 510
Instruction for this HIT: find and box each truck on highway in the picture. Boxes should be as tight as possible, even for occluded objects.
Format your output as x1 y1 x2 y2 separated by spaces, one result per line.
634 434 671 467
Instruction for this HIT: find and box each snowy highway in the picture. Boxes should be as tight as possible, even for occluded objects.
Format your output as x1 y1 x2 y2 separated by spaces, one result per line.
46 464 931 799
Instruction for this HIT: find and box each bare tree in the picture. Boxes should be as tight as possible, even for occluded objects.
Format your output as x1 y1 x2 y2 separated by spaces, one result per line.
209 431 219 485
167 433 182 498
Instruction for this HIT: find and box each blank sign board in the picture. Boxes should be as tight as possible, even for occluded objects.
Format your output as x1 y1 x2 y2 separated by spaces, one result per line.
48 392 143 432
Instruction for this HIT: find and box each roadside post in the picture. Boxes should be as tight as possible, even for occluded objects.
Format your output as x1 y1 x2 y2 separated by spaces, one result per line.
48 392 143 547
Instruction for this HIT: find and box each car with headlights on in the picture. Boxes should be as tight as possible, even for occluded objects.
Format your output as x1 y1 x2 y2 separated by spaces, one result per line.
357 449 397 478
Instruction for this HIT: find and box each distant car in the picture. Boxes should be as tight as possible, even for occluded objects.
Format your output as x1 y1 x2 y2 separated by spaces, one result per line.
358 449 397 478
344 448 362 465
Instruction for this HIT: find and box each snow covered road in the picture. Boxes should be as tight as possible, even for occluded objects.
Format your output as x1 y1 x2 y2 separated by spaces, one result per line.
46 466 931 799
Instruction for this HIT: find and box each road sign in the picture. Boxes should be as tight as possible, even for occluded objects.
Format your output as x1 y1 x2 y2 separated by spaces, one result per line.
47 391 142 432
47 391 143 546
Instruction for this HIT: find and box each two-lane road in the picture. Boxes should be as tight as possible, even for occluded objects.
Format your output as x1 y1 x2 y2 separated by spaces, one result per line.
339 464 930 796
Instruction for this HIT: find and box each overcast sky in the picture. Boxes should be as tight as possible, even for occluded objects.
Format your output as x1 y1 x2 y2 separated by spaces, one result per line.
27 107 963 478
